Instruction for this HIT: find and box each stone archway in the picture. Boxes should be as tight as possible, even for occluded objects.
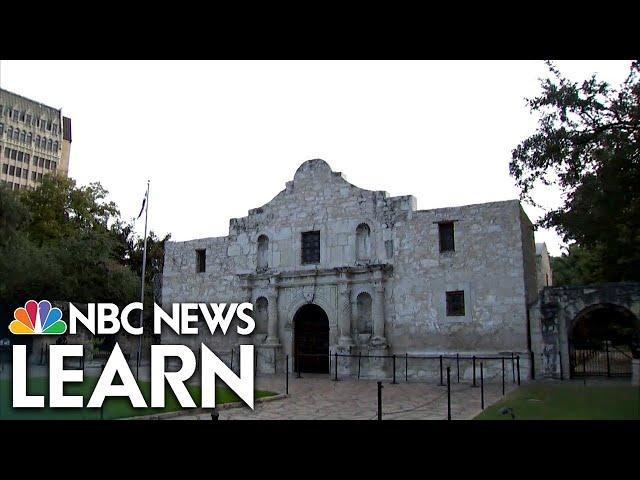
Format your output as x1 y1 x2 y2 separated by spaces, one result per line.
530 283 640 379
293 304 329 373
568 303 639 377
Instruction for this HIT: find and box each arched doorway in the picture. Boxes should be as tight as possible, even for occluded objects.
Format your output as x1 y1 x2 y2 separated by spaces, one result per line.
293 304 329 373
569 303 639 378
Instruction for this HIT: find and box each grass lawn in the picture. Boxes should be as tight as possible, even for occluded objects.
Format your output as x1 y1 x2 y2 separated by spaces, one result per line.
0 378 276 420
476 381 640 420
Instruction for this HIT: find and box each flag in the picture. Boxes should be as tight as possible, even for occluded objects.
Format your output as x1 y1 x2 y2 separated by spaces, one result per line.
137 190 148 219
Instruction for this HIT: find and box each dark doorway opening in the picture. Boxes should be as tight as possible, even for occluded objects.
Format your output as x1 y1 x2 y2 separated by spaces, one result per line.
293 304 329 373
569 303 639 378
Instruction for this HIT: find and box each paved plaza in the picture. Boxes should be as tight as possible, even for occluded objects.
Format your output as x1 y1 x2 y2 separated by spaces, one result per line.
173 373 518 420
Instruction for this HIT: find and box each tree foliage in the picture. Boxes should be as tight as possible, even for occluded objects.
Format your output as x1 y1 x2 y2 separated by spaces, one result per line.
511 61 640 282
0 176 169 333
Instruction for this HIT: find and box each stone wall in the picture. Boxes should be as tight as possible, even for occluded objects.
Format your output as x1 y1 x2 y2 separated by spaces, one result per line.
162 159 535 379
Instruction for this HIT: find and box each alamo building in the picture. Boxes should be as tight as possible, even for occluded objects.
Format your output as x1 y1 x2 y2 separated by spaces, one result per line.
162 159 554 380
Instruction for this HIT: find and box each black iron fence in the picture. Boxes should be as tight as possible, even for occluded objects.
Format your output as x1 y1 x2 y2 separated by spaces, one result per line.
569 341 633 378
291 351 523 386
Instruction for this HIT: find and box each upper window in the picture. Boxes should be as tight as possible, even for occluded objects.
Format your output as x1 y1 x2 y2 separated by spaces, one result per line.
356 223 371 260
446 290 465 316
439 221 455 252
301 230 320 264
196 249 206 273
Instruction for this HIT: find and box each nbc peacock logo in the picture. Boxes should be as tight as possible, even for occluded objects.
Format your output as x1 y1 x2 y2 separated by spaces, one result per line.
9 300 67 335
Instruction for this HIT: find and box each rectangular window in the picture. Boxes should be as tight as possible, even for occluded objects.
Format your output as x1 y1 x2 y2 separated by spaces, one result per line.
45 159 51 169
33 156 38 166
10 150 17 160
439 221 455 252
25 153 30 163
3 147 8 158
301 230 321 264
2 164 7 174
38 158 44 167
22 169 28 179
16 167 22 177
31 171 36 181
17 151 23 162
37 173 42 181
9 165 15 176
446 291 465 316
52 161 57 170
196 249 206 273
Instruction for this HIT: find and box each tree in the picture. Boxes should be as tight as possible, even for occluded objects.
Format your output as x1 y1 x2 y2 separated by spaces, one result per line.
20 175 120 246
550 245 605 286
0 178 141 333
510 61 640 282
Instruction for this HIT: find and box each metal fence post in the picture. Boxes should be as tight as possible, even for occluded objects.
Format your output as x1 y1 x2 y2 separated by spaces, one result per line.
286 354 289 395
447 366 451 421
605 341 611 377
334 351 338 381
439 355 444 386
456 353 460 383
358 352 361 379
405 353 408 382
530 350 535 379
480 362 484 410
392 355 397 384
516 355 521 386
230 347 235 371
511 352 515 383
472 355 477 387
502 356 505 396
274 348 277 375
377 381 383 421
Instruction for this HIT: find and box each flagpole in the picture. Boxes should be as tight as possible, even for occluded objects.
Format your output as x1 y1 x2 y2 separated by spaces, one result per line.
136 180 150 381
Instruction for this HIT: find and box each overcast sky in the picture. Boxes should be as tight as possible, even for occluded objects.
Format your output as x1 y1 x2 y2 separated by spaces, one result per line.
0 60 633 255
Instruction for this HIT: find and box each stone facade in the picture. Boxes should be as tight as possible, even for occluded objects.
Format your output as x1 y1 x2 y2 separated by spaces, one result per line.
162 159 539 379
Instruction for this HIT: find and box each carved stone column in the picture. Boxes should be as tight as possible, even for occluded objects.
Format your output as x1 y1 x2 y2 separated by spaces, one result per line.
338 271 354 346
371 272 387 347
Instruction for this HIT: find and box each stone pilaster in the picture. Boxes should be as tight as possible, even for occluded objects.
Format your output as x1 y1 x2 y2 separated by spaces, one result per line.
371 272 387 347
265 276 280 346
338 271 354 346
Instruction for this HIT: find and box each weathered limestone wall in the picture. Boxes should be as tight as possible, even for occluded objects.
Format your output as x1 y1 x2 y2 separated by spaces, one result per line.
162 159 535 379
389 200 532 380
535 243 553 292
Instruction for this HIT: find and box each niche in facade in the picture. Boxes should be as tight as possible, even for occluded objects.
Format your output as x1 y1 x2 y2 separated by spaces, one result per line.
255 296 269 334
356 223 371 261
257 235 269 271
357 292 372 334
